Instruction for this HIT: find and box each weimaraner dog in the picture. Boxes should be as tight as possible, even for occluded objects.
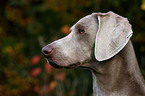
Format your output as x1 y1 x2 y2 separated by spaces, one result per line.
42 11 145 96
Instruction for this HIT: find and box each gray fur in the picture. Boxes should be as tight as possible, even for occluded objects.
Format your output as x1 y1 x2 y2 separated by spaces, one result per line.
42 12 145 96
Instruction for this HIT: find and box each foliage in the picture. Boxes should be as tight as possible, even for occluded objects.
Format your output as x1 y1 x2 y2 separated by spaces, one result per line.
0 0 145 96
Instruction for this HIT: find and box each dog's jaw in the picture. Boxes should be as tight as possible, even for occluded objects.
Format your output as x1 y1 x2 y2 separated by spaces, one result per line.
46 59 81 69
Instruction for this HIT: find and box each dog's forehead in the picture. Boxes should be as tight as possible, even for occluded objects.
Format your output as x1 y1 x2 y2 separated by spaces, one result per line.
70 14 93 30
77 14 93 23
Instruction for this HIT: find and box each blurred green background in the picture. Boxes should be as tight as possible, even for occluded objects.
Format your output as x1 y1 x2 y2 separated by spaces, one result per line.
0 0 145 96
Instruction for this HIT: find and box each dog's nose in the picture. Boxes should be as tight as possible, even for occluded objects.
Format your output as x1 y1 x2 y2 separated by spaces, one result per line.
41 46 54 57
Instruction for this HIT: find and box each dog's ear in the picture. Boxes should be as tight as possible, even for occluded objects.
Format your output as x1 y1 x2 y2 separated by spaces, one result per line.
92 11 133 61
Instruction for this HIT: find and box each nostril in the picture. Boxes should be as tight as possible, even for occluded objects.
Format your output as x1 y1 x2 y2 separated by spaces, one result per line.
43 50 49 55
42 46 54 57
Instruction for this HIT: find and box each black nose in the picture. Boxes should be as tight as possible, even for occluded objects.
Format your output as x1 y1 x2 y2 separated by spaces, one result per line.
41 46 54 57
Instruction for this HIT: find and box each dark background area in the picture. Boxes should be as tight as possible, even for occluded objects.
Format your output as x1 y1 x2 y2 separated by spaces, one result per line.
0 0 145 96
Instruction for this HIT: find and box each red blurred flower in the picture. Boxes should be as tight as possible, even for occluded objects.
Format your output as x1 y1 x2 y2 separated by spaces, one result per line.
31 55 40 65
56 72 66 82
61 25 70 35
44 63 52 73
30 67 42 77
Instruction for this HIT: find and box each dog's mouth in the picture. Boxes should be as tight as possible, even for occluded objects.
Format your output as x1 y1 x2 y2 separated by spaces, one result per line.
48 60 81 69
49 61 63 69
64 62 81 69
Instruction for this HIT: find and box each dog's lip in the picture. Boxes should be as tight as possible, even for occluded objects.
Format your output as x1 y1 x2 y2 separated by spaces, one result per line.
64 62 81 69
49 61 63 69
47 60 81 69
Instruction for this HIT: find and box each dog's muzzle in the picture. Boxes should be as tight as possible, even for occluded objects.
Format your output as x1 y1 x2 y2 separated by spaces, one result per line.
42 45 81 69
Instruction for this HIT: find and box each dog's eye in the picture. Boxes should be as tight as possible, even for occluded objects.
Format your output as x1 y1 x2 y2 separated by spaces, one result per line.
78 28 85 34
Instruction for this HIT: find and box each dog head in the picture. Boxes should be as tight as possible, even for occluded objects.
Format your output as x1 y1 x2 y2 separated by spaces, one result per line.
42 11 132 68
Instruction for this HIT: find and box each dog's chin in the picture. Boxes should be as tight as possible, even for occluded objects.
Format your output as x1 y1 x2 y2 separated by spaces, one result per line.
46 60 81 69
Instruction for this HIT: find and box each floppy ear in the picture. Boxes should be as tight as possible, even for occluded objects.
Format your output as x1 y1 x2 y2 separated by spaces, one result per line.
92 11 133 61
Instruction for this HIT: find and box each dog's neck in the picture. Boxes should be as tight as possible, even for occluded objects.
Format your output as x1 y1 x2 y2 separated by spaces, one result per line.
80 41 145 96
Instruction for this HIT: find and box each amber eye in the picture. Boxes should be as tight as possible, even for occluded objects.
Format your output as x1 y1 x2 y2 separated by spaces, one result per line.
78 28 85 34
